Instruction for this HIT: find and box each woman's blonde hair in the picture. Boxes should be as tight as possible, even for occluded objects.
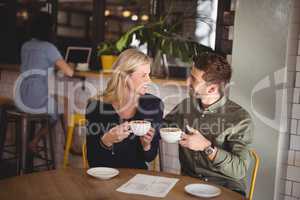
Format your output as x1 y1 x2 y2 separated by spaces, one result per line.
98 48 152 106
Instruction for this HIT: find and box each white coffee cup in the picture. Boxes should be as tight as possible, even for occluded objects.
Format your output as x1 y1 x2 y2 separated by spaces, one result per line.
160 127 183 143
76 63 89 71
129 120 151 136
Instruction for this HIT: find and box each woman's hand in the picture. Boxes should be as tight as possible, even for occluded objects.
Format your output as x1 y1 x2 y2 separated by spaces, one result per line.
140 128 155 151
101 122 131 147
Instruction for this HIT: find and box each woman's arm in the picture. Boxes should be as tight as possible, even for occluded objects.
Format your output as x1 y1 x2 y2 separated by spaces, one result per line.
85 100 131 167
86 100 112 167
142 99 164 162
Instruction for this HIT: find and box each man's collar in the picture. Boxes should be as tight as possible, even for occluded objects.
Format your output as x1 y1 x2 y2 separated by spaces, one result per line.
195 95 227 113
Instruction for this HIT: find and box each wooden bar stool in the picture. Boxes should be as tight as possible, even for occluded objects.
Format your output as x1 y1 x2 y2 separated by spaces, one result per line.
0 110 22 175
0 97 18 170
6 110 56 174
63 113 86 168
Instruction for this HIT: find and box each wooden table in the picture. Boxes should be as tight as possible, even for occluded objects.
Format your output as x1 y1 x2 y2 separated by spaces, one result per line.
0 168 245 200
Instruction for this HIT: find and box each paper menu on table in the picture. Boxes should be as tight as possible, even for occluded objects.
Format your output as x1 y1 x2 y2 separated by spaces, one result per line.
116 174 179 198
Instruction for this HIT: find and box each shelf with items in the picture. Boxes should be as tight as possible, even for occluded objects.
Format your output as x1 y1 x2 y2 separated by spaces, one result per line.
215 0 236 62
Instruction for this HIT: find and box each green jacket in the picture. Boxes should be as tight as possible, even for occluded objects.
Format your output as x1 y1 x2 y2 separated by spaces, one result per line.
164 96 253 192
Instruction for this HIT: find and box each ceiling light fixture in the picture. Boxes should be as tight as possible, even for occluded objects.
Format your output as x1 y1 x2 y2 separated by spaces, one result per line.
122 10 131 18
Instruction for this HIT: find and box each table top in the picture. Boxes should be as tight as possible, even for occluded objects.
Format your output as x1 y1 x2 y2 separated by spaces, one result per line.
0 168 245 200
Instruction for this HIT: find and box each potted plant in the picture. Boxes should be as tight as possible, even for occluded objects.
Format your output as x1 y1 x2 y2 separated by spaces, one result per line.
111 19 212 77
97 41 119 72
115 20 212 63
97 1 213 75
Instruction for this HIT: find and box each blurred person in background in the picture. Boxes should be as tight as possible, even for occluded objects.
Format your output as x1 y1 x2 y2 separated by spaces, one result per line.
14 11 74 153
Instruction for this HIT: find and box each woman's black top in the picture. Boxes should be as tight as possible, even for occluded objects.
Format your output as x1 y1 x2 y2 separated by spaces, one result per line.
86 93 164 169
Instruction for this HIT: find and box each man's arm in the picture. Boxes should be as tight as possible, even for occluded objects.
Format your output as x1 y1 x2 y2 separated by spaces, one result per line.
180 118 253 180
210 118 253 180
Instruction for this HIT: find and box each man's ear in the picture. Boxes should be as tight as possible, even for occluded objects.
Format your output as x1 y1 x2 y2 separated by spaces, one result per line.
207 84 219 94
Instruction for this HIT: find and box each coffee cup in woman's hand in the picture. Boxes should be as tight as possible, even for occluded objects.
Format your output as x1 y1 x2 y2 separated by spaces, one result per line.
129 120 151 136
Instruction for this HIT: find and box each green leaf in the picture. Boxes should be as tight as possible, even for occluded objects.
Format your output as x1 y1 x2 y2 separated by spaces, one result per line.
116 25 144 51
97 14 213 63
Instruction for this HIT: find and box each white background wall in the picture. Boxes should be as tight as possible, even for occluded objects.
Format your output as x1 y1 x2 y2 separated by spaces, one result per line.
231 0 293 199
283 1 300 199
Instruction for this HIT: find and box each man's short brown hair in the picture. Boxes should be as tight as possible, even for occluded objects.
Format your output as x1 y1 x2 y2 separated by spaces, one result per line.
193 52 232 84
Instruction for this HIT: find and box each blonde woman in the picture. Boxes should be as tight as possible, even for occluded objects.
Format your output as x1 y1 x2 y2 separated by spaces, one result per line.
86 49 164 169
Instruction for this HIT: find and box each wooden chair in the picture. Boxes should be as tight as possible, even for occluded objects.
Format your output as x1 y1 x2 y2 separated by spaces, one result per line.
148 142 164 171
82 142 89 169
63 113 86 168
248 150 260 200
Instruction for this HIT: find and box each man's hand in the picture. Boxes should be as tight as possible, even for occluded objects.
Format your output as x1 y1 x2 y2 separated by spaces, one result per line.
179 128 211 151
140 128 155 151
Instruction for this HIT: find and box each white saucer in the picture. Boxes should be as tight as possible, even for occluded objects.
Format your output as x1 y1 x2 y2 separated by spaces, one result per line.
185 183 221 198
86 167 119 180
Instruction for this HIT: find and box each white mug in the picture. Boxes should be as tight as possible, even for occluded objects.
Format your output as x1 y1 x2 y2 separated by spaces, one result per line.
76 63 89 71
160 127 183 143
129 120 151 136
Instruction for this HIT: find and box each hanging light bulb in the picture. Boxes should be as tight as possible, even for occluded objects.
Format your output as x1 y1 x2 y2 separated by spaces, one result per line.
122 10 131 18
141 14 149 21
105 10 110 16
131 14 138 21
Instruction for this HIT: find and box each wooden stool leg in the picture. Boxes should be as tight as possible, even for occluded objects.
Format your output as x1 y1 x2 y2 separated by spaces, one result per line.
0 107 8 161
82 143 88 169
41 135 50 170
63 126 75 168
26 121 35 173
20 117 29 175
15 118 22 175
59 114 66 138
47 120 56 169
